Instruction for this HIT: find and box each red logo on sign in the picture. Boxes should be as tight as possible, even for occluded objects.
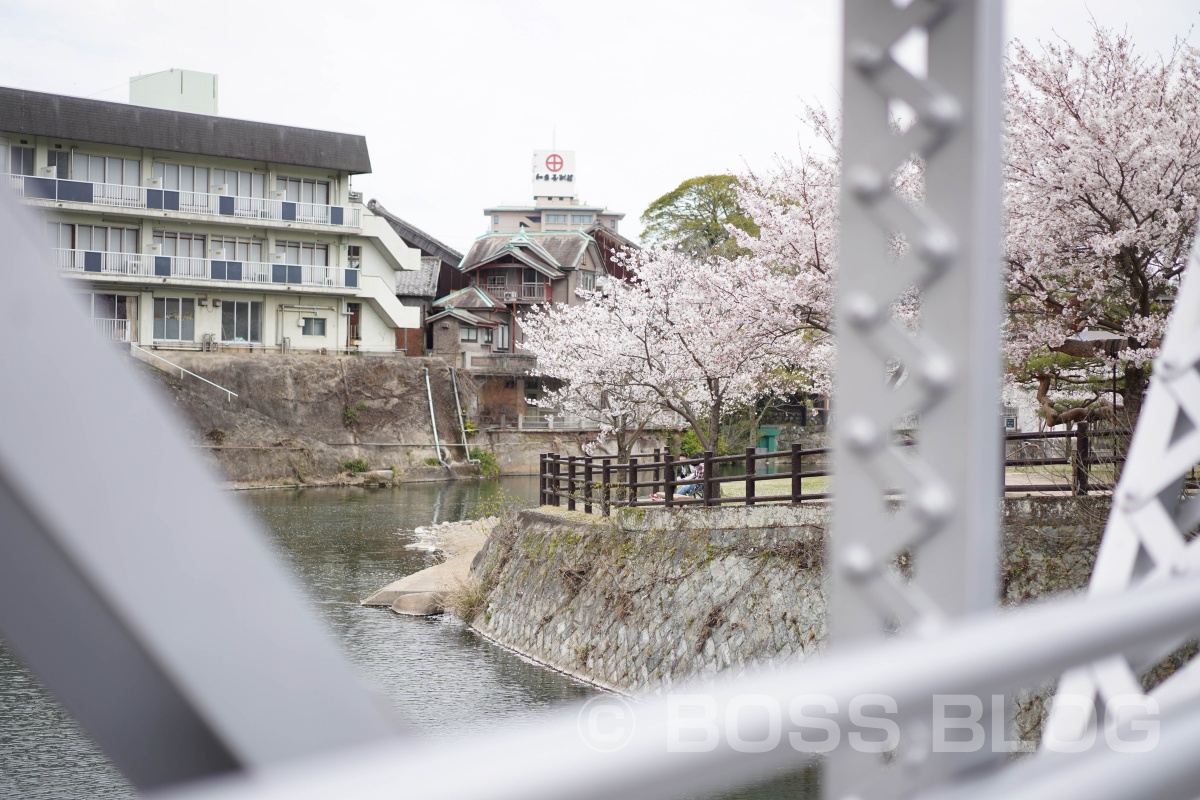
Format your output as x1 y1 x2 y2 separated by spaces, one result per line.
546 153 564 172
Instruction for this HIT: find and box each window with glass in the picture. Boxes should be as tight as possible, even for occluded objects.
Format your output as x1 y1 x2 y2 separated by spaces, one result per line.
482 328 493 344
492 215 500 225
301 317 326 336
570 214 593 224
153 297 195 341
578 270 596 291
276 177 330 206
8 145 34 176
209 236 263 262
275 241 328 265
212 169 265 199
221 301 262 343
152 162 208 193
460 326 478 342
486 273 507 287
50 224 137 252
74 154 140 185
154 232 206 258
545 213 567 223
81 293 134 320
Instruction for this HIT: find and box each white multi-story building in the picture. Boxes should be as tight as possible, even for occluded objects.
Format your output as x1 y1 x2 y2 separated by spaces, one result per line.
1 85 422 354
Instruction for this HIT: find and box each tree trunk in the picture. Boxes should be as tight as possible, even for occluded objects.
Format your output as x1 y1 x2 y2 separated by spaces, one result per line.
1122 364 1147 430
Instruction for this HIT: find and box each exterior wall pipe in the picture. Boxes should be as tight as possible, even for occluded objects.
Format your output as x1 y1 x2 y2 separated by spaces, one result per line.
449 367 477 464
424 367 450 470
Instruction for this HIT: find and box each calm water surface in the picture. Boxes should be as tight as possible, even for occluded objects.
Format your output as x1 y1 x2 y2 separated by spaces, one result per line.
0 477 815 799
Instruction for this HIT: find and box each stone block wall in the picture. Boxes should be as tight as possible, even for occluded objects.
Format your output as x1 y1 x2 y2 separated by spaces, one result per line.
469 497 1116 740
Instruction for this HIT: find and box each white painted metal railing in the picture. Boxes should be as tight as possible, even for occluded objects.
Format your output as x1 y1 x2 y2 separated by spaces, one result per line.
57 249 155 277
244 262 272 283
130 344 238 402
91 318 130 342
93 182 146 209
52 249 359 290
300 264 339 287
173 256 209 280
5 174 361 228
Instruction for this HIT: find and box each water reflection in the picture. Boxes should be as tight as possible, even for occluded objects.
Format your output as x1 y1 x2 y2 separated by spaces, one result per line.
0 477 817 799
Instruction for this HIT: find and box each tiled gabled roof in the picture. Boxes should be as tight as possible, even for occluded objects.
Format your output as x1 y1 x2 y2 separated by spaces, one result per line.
433 285 498 310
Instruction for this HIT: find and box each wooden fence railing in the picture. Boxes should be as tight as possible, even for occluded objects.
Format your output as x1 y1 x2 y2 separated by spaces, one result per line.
539 422 1127 515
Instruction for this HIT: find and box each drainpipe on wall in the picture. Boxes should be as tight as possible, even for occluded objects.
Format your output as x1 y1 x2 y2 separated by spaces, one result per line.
450 367 477 465
424 367 451 470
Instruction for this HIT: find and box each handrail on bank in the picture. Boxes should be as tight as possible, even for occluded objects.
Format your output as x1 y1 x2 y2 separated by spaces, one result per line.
129 344 239 402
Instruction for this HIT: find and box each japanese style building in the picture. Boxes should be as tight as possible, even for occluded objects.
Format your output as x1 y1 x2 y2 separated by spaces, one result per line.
1 83 423 355
430 151 635 425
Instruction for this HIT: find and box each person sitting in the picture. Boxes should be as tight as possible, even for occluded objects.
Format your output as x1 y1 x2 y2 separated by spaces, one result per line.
651 462 704 501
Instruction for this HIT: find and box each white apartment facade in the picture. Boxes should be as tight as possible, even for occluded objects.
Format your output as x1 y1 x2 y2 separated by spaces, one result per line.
1 86 421 355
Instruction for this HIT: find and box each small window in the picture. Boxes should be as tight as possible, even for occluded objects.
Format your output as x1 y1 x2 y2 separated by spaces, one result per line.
570 214 593 224
482 328 493 344
546 213 567 223
460 326 478 342
578 270 596 292
301 317 326 336
492 215 500 225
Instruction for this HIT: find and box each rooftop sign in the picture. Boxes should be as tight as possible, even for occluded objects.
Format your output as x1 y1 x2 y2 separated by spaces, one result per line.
532 150 576 198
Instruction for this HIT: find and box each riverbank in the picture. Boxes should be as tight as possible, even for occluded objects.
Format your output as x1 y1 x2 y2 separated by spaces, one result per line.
459 498 1111 742
362 517 498 615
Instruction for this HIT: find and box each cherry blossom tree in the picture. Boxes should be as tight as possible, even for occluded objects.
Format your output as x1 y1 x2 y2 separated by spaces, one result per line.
521 246 813 457
519 297 674 462
1005 27 1200 426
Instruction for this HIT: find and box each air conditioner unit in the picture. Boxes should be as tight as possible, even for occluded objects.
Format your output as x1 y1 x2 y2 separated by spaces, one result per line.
212 184 229 196
146 177 163 189
502 291 517 302
271 252 286 264
146 243 163 256
38 166 56 179
211 248 227 260
270 190 287 202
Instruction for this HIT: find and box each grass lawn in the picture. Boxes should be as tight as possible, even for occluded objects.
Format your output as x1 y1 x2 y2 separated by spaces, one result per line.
717 475 829 499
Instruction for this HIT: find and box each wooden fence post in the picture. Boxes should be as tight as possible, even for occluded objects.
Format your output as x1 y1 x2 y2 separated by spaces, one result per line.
653 448 661 487
627 457 638 507
583 456 593 515
567 456 577 511
664 452 674 508
602 459 612 517
550 453 560 507
702 450 714 507
745 447 757 506
539 454 547 506
1074 422 1090 496
791 443 802 503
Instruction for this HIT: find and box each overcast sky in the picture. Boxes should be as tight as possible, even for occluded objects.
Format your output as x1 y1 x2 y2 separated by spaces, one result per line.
1 1 1196 254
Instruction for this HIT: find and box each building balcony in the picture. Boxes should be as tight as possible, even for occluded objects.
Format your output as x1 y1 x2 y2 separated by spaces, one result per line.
7 174 361 229
55 249 361 291
481 284 552 303
92 318 131 342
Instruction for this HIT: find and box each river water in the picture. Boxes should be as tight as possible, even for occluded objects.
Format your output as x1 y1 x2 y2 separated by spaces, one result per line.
0 478 816 799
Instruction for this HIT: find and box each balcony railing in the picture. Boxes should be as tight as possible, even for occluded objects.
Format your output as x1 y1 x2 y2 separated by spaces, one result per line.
6 174 361 228
91 318 130 342
54 249 361 290
481 284 552 303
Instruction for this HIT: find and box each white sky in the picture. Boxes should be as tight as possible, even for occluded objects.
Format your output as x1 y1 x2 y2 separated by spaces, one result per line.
1 0 1196 253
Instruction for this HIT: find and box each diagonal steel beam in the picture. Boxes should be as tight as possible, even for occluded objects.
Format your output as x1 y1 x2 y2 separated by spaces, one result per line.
0 188 403 790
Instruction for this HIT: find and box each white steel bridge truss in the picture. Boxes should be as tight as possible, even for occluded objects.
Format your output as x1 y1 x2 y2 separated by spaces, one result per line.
1 2 1198 799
